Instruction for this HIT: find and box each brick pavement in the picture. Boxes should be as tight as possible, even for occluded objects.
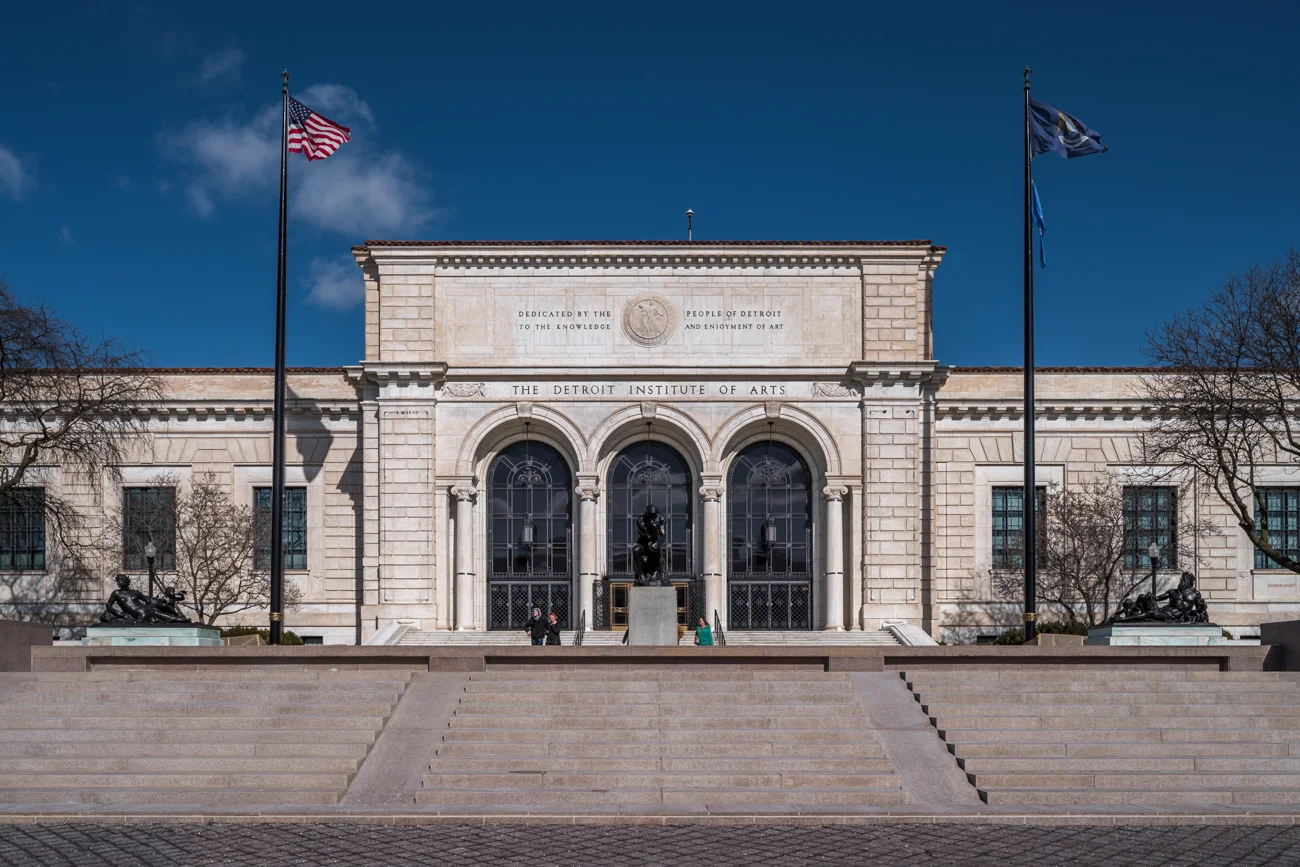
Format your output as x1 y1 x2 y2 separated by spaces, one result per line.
0 823 1298 866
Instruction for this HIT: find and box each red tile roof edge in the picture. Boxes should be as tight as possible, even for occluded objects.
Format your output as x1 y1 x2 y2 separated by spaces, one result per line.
950 366 1161 374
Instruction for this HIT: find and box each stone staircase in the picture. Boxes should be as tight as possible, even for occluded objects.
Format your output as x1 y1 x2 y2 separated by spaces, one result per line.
398 629 900 646
0 669 411 806
902 666 1300 807
417 666 907 809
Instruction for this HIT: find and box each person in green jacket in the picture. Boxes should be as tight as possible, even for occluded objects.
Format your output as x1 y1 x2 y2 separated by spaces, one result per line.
694 617 714 646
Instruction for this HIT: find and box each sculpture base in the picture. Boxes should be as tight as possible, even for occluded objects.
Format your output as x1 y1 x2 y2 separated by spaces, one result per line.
1085 623 1227 647
627 587 679 646
85 624 224 647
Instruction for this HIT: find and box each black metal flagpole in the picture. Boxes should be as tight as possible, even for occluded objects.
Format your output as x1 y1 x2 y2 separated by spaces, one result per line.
1021 67 1037 643
269 70 290 646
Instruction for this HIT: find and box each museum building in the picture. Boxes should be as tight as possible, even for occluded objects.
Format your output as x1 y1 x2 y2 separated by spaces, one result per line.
6 240 1291 643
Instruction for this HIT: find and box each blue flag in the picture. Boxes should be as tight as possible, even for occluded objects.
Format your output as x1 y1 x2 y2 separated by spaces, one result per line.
1029 98 1108 159
1031 181 1046 268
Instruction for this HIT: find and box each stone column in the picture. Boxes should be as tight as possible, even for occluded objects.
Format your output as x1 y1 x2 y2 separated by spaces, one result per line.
576 479 600 630
700 482 724 623
451 485 477 630
823 485 848 631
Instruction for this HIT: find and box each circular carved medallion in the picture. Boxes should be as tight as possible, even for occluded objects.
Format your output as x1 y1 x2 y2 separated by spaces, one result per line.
622 293 676 347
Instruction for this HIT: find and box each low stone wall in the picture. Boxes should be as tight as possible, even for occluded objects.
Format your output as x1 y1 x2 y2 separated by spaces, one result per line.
0 620 52 672
29 642 1274 674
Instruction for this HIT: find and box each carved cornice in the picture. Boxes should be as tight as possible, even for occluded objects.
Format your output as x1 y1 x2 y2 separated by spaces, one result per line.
356 244 939 272
936 401 1157 421
358 363 448 385
849 361 947 387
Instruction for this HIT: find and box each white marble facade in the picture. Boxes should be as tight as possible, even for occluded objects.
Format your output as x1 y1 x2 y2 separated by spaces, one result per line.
13 241 1298 642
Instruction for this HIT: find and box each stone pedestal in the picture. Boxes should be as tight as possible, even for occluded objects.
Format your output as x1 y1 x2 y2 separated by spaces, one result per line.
85 624 224 647
627 586 678 646
1085 624 1227 647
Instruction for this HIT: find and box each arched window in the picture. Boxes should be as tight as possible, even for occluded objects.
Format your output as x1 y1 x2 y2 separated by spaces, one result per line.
728 439 812 630
606 441 693 579
487 440 572 630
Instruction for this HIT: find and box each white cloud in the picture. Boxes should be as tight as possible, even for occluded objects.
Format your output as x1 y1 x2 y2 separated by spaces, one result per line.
295 153 431 237
300 84 375 130
0 145 28 200
306 255 364 310
198 47 245 85
159 85 432 236
187 184 214 218
58 226 74 245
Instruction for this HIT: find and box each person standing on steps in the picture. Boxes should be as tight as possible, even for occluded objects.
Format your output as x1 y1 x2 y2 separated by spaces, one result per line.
545 611 562 646
694 617 714 646
524 607 547 646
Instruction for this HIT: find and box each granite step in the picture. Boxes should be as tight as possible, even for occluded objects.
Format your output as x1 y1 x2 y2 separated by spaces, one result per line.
413 788 909 807
2 701 397 717
470 670 839 681
426 771 810 789
914 691 1300 706
0 772 353 790
447 715 866 731
952 741 1291 759
426 757 891 774
452 702 863 716
435 741 884 759
0 741 371 758
0 714 387 731
932 715 1263 731
0 788 343 806
439 727 874 744
0 757 360 774
921 702 1300 717
0 727 381 744
34 671 413 683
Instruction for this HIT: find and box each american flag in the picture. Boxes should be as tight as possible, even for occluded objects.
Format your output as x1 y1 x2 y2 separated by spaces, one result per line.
286 97 350 161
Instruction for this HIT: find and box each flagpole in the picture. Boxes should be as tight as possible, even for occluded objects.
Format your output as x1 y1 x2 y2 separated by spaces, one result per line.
269 69 290 646
1021 66 1037 643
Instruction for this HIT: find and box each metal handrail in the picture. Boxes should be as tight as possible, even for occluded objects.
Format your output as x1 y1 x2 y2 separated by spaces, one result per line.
573 609 585 646
713 609 726 647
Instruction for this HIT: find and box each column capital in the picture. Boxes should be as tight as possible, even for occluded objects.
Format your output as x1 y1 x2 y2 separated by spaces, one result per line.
822 484 849 502
699 485 724 502
575 484 601 502
450 484 478 502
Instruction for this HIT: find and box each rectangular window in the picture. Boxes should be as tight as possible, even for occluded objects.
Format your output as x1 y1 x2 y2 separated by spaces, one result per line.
1254 488 1300 569
254 487 307 571
122 487 176 571
0 488 45 571
1123 486 1178 570
991 486 1046 570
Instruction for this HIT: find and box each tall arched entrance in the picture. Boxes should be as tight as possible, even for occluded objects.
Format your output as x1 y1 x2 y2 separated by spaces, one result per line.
602 440 696 630
486 440 573 630
727 439 813 630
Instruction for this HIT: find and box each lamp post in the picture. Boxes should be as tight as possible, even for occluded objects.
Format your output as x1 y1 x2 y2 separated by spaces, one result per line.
1147 541 1160 598
144 541 157 598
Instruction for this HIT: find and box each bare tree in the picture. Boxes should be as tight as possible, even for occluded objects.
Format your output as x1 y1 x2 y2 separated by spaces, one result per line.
0 279 161 621
110 472 300 625
992 479 1216 626
1141 248 1300 573
0 278 162 494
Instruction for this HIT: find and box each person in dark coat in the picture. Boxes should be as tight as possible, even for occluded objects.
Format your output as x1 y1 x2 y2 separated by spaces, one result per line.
524 608 547 646
545 612 562 646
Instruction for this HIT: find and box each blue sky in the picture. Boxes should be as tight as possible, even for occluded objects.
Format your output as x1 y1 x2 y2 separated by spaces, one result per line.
1 1 1296 368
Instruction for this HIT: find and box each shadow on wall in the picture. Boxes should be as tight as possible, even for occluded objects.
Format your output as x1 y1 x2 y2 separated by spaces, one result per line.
286 383 365 645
